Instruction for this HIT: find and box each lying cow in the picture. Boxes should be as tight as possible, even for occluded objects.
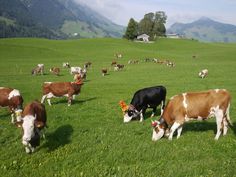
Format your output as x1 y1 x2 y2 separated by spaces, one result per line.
41 74 83 106
119 86 166 123
16 101 47 153
152 89 231 141
0 87 23 123
199 69 208 78
50 67 60 76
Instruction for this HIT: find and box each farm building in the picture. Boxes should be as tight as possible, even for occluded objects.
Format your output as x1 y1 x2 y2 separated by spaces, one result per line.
137 34 150 42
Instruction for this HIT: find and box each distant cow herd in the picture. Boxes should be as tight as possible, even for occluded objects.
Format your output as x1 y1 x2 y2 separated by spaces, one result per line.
0 52 226 154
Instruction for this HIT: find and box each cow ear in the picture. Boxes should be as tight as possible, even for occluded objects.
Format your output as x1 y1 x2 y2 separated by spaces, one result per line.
35 121 44 128
15 121 23 128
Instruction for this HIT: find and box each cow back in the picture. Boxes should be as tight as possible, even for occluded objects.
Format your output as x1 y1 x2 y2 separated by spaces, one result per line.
131 86 166 111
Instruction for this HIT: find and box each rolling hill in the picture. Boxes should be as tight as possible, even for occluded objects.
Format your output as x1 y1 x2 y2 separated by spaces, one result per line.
0 0 125 39
168 17 236 43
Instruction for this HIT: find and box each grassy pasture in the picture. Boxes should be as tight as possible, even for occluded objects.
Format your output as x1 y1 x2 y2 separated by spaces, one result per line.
0 38 236 177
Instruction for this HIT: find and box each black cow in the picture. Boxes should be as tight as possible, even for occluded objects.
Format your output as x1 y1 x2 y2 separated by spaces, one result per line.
121 86 166 122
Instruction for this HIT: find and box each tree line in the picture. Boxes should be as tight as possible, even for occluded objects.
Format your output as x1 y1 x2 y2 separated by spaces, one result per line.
123 11 167 40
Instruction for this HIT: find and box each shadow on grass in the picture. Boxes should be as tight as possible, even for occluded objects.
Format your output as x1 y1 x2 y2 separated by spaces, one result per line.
52 97 97 105
41 124 73 152
230 122 236 136
0 112 10 119
130 109 162 122
183 121 217 134
183 121 236 137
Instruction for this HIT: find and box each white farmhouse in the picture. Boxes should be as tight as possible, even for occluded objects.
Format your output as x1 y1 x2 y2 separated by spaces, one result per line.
137 34 150 42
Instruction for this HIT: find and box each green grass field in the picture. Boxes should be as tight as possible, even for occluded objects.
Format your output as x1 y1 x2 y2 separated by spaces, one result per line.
0 38 236 177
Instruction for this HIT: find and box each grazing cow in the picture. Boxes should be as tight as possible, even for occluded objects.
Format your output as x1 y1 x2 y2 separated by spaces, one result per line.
199 69 208 78
128 60 139 64
111 61 117 66
32 64 44 75
119 86 166 123
62 62 70 68
16 101 47 153
114 53 122 59
49 67 60 76
0 87 23 123
101 68 108 76
41 75 83 106
166 61 175 67
84 62 92 69
70 66 82 75
152 89 231 141
114 64 124 71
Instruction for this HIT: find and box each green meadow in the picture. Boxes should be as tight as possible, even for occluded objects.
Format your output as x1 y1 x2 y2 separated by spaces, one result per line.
0 38 236 177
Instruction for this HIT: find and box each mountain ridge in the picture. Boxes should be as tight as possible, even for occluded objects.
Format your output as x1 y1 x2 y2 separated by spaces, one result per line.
0 0 124 39
168 17 236 43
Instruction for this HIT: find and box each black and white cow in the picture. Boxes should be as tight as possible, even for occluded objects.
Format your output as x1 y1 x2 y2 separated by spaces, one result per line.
120 86 166 122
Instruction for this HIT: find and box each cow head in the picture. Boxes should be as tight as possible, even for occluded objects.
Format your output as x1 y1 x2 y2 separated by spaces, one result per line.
119 101 141 123
20 115 44 153
151 120 165 141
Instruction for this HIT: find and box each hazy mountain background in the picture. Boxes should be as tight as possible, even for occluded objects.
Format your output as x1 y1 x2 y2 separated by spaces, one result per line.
0 0 125 39
168 17 236 43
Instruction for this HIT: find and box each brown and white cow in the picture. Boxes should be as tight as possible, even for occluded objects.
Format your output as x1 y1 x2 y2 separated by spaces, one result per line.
0 87 23 123
16 101 47 153
101 68 108 76
114 64 124 71
41 75 83 106
32 64 44 75
50 67 60 76
152 89 231 141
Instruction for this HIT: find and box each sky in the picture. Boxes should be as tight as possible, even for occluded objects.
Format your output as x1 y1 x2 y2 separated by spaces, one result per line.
74 0 236 28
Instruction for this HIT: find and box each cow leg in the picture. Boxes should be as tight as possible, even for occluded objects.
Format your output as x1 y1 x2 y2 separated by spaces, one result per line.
11 113 15 123
168 122 181 140
41 95 46 103
161 100 165 115
68 96 72 106
215 109 224 140
42 93 54 106
25 146 31 153
140 108 147 122
72 95 76 100
151 107 157 117
222 117 228 136
47 99 52 106
177 125 183 139
140 113 144 122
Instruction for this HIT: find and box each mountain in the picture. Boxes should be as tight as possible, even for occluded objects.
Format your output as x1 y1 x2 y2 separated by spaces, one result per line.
0 0 125 39
168 17 236 43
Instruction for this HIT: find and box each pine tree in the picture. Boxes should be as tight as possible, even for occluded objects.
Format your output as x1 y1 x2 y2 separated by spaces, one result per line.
123 18 138 40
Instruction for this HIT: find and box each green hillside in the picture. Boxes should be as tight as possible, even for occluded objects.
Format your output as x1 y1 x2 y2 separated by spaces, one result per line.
0 38 236 176
0 0 124 39
168 17 236 43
